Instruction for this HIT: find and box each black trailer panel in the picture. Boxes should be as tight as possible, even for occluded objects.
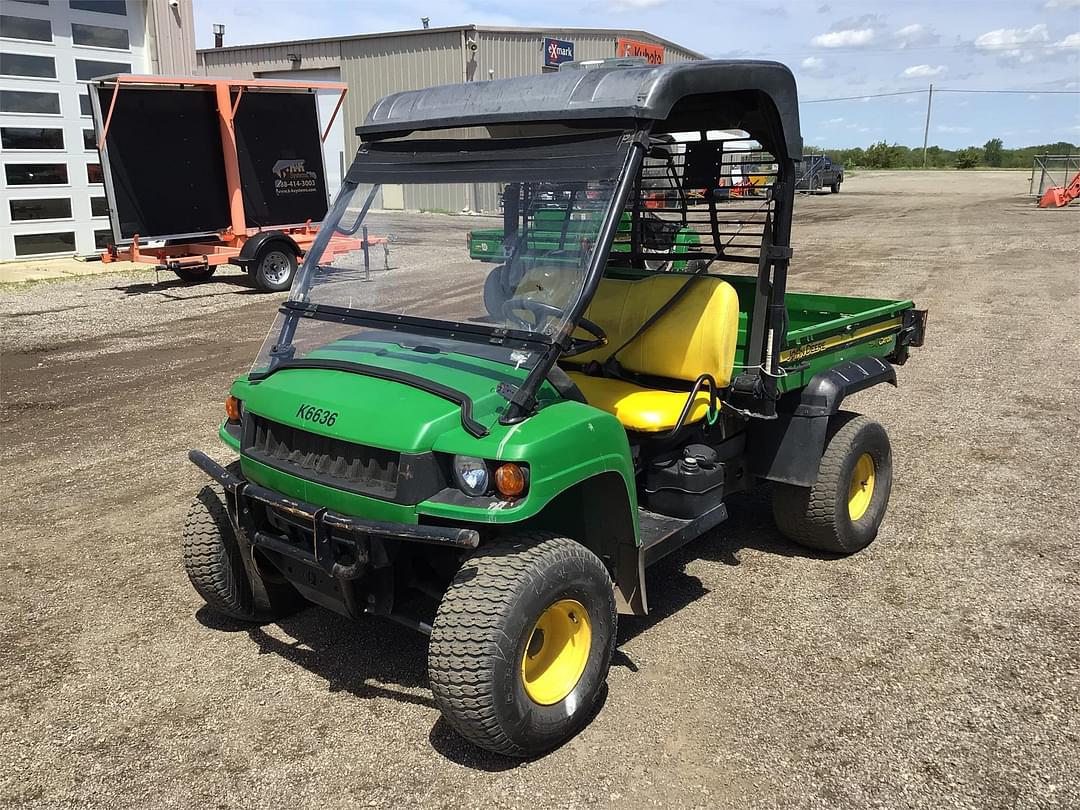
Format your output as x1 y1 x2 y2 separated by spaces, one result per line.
93 87 230 241
92 80 330 243
234 91 329 228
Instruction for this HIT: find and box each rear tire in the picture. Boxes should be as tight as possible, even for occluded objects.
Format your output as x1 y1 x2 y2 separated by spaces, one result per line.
252 245 298 292
772 413 892 554
181 470 300 622
428 532 616 757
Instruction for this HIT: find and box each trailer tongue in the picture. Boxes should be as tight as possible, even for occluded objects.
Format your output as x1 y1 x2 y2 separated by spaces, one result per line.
90 74 384 291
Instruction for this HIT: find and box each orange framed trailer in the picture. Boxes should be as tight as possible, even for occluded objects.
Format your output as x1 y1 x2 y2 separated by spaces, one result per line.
91 75 382 291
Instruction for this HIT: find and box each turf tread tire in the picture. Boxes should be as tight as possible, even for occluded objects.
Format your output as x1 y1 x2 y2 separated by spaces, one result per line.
181 471 298 622
772 412 892 554
428 532 615 758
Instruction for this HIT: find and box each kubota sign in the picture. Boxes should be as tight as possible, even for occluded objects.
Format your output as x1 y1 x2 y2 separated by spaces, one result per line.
616 38 665 64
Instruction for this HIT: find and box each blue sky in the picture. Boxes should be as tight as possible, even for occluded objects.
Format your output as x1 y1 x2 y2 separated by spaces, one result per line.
193 0 1080 149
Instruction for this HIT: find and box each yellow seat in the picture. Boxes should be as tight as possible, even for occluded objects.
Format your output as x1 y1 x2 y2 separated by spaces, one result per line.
566 373 714 432
562 274 740 432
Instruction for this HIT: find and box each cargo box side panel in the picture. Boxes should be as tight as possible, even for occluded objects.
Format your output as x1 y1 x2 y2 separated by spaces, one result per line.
234 92 329 228
94 87 230 241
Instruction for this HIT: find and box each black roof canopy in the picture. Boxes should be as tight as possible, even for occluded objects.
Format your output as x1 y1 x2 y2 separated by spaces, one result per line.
358 60 802 160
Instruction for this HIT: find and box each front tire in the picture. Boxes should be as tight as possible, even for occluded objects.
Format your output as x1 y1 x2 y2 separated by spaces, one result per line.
830 180 841 194
428 532 616 757
772 413 892 554
181 473 300 622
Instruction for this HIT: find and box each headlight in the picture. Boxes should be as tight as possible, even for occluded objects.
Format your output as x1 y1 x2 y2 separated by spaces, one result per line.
452 455 489 496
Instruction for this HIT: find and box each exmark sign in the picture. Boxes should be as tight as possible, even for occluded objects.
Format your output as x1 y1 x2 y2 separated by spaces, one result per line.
544 37 574 68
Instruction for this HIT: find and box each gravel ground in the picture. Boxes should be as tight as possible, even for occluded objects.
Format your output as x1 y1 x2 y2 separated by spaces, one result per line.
1 171 1077 809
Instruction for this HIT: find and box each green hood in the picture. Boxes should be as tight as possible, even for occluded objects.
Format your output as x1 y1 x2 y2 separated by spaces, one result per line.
232 338 553 454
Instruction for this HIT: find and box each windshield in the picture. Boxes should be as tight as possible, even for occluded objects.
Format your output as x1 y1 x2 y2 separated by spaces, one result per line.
252 130 631 377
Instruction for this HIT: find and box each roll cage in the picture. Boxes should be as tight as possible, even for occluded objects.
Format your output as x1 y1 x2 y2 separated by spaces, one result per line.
350 60 803 424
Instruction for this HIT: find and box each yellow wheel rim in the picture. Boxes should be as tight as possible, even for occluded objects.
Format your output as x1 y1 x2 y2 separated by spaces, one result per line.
521 598 592 706
848 453 876 521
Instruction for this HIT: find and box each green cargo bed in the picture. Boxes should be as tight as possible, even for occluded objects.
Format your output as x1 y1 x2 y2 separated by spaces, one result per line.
720 274 914 392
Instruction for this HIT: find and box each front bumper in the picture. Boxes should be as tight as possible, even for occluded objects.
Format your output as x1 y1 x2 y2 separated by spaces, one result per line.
189 449 479 584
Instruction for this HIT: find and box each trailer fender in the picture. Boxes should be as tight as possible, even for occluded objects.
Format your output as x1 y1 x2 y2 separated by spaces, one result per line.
238 231 301 270
749 357 896 487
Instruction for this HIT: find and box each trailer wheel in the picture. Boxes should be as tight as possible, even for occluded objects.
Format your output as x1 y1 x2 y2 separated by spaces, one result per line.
173 266 217 283
428 532 616 757
252 245 297 292
181 468 300 622
772 413 892 554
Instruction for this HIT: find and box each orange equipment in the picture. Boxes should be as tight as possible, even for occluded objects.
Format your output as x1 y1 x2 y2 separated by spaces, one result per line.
1039 171 1080 208
93 75 368 287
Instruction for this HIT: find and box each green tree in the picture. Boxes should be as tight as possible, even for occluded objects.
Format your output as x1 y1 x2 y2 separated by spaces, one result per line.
863 141 901 169
983 138 1004 167
955 147 981 169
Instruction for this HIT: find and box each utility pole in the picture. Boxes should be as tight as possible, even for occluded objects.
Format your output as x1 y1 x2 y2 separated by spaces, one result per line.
922 83 934 168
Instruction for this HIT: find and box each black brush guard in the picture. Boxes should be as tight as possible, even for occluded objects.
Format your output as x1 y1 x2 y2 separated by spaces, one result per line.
188 449 479 583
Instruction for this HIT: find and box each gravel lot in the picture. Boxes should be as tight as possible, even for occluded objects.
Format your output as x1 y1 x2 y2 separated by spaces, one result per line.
1 171 1077 809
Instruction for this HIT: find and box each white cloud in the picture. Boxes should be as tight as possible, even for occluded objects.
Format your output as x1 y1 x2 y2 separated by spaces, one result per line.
800 56 830 74
894 23 939 48
824 117 845 125
975 23 1049 49
1055 32 1080 49
812 28 875 48
608 0 667 8
902 64 947 78
974 24 1050 62
1044 0 1080 9
937 125 972 133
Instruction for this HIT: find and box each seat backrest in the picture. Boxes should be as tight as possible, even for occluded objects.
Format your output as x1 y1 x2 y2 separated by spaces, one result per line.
573 274 741 386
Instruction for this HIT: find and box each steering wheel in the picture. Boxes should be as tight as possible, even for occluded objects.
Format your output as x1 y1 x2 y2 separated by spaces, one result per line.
501 298 608 357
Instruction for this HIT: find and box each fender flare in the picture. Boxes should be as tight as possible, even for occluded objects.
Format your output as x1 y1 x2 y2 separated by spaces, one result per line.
748 356 896 487
238 231 301 269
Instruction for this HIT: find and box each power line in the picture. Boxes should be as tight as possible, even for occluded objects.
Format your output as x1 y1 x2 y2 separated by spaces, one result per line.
802 89 926 103
801 87 1080 103
936 88 1080 94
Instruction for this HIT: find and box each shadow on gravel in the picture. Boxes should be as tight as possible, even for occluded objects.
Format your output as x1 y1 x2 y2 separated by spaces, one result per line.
614 489 839 654
110 275 264 299
698 489 843 565
427 683 610 771
200 605 438 709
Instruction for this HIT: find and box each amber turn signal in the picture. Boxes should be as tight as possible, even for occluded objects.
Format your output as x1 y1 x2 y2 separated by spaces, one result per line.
494 462 527 499
225 395 242 422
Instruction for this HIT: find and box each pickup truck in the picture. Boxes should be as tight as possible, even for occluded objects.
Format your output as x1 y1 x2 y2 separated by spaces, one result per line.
795 154 844 193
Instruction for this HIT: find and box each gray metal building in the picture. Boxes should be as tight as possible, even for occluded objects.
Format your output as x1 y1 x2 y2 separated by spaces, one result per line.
196 25 703 212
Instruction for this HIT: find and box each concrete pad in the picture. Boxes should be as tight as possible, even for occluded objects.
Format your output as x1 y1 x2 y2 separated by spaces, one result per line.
0 256 147 284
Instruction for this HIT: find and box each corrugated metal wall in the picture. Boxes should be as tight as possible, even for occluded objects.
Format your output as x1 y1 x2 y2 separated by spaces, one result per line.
473 29 696 83
199 39 342 79
340 30 467 212
195 27 703 212
146 0 196 75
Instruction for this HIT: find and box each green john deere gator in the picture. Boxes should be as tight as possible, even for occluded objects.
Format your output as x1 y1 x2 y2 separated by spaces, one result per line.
185 59 927 757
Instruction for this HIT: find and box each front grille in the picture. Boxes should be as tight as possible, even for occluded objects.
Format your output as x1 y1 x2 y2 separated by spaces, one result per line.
243 415 399 499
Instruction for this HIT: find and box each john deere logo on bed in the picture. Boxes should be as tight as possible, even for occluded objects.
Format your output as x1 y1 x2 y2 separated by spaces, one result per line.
272 158 318 195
